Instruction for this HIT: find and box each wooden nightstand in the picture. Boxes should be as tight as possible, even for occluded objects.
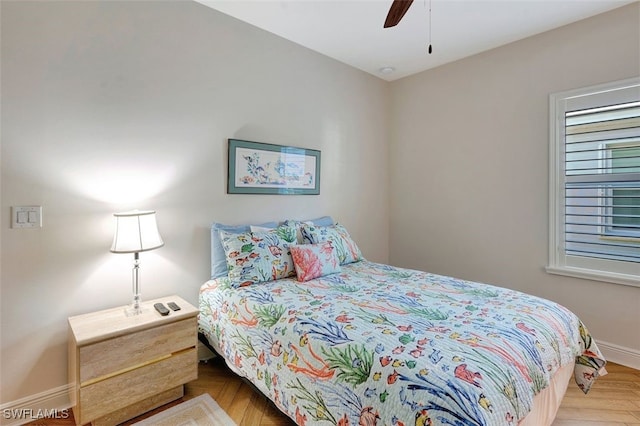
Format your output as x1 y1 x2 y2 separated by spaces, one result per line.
68 295 198 426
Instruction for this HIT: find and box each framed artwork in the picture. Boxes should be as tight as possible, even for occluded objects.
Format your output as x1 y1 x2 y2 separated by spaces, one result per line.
228 139 321 195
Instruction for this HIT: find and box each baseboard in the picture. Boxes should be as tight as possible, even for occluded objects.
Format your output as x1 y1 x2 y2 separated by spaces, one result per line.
0 384 72 426
597 340 640 371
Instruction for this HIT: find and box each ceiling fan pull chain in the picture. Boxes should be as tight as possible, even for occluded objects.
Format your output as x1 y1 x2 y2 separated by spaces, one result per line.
428 0 433 54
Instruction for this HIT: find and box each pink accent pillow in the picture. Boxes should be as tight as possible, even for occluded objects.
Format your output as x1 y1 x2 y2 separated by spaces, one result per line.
290 241 341 282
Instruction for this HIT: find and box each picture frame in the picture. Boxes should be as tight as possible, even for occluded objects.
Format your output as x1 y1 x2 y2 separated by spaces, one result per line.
227 139 321 195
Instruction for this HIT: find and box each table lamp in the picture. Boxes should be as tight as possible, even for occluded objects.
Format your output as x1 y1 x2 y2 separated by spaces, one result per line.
110 210 164 316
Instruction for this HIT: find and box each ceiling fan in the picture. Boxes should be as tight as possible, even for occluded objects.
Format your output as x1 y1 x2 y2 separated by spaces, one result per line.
383 0 414 28
384 0 433 54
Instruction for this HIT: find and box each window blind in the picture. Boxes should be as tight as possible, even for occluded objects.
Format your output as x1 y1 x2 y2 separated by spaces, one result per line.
564 102 640 263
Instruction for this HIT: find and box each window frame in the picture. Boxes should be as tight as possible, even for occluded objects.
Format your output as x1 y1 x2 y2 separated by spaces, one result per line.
602 143 640 239
547 77 640 288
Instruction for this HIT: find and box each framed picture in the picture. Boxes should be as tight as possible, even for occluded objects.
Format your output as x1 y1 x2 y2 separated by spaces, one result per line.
228 139 321 195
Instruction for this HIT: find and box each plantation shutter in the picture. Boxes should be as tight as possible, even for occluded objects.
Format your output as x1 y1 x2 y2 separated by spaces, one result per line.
564 101 640 263
549 79 640 285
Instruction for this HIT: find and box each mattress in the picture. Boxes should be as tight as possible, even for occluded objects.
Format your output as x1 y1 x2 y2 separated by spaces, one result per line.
199 260 606 425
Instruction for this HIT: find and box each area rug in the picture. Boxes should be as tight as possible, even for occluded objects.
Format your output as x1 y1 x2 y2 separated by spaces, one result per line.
132 394 236 426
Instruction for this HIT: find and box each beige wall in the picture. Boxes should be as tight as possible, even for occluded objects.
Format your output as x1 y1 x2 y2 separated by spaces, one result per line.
389 3 640 363
0 1 389 405
2 0 639 413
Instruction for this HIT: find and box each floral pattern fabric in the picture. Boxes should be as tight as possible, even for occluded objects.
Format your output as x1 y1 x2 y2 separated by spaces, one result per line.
219 225 297 288
290 241 341 282
300 223 364 265
199 261 606 426
283 216 334 243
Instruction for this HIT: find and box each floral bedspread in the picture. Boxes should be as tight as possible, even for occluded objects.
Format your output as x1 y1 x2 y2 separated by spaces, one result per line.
198 261 606 426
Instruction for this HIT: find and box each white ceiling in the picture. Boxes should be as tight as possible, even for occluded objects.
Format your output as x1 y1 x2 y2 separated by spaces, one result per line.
196 0 637 81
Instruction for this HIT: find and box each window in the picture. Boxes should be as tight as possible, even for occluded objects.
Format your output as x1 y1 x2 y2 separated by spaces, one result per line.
548 78 640 286
605 144 640 238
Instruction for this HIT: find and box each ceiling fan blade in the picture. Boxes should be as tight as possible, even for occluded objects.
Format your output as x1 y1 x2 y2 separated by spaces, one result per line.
384 0 414 28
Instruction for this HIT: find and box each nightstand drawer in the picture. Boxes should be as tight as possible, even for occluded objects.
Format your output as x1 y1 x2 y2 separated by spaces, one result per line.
79 317 196 383
79 348 197 422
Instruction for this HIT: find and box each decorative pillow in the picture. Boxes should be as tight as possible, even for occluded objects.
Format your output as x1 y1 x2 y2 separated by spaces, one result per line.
210 221 278 279
290 241 341 282
219 225 297 287
283 216 334 243
300 223 364 265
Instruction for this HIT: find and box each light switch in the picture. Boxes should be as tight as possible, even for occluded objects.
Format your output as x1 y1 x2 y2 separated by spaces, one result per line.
12 206 42 229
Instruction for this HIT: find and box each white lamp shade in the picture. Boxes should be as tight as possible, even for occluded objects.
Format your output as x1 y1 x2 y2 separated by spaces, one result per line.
110 210 164 253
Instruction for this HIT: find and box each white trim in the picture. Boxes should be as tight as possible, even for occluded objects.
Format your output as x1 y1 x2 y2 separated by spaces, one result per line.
545 264 640 288
597 340 640 371
0 384 72 426
558 77 640 110
548 91 563 270
548 77 640 287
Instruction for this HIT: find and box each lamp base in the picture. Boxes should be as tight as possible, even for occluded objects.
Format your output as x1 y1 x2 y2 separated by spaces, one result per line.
124 305 146 317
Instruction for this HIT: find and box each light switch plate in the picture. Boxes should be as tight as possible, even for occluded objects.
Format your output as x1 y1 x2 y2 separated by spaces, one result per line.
12 206 42 228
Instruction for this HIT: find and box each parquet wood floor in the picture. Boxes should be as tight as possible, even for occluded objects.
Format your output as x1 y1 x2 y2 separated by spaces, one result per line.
22 359 640 425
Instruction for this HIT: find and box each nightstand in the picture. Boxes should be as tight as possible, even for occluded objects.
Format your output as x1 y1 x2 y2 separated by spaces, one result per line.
68 295 198 426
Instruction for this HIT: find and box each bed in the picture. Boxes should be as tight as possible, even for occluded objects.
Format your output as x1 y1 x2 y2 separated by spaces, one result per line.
198 219 606 425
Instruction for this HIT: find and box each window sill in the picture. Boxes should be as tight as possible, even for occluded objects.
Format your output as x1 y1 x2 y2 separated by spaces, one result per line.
545 265 640 288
